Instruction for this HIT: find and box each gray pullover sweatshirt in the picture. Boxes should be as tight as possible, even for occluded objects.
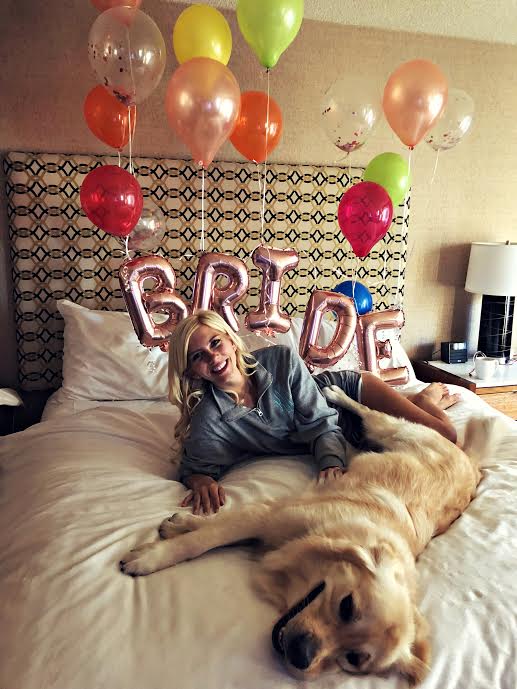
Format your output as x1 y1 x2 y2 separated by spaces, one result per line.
180 345 349 481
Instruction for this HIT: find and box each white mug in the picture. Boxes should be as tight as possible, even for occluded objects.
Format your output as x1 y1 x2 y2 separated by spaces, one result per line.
474 355 499 380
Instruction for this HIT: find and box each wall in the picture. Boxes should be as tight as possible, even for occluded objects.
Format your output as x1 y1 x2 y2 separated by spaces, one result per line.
1 0 516 386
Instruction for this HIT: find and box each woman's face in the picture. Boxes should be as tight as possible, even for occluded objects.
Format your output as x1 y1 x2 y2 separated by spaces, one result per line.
186 324 243 391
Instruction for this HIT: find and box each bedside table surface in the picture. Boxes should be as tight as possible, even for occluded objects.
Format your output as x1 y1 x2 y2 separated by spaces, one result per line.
426 360 517 388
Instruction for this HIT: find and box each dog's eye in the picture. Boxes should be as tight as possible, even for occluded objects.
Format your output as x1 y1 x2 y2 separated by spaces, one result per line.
339 594 355 623
345 650 370 667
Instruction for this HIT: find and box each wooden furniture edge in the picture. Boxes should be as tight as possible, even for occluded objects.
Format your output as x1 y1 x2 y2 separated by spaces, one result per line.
411 360 477 392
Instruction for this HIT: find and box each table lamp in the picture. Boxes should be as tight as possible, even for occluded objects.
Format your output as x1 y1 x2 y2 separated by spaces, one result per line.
464 241 517 361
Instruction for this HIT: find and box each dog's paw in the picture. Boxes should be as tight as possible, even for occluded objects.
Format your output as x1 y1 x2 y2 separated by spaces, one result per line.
158 512 194 539
120 542 163 577
323 385 346 405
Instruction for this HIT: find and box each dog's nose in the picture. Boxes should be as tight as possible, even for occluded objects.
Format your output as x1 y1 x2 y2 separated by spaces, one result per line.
286 633 319 670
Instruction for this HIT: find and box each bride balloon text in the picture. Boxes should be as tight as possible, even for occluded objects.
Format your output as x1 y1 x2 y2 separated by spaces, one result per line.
119 250 408 384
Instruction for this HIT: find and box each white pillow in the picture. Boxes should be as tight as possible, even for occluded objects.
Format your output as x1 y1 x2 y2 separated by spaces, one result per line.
57 300 169 401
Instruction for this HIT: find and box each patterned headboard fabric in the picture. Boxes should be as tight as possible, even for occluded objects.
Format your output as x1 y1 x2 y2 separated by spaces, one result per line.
5 151 408 390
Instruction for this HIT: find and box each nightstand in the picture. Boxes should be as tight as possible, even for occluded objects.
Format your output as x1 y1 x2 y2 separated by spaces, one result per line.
0 388 55 435
411 360 517 419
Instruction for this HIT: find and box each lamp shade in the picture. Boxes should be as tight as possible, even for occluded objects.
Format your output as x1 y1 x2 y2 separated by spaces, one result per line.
465 242 517 296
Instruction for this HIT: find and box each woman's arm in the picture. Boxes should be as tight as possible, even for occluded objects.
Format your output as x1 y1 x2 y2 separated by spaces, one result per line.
286 349 349 471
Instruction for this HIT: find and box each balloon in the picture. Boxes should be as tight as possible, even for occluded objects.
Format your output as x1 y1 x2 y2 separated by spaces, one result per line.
88 7 166 106
126 201 167 252
320 78 380 154
383 59 448 148
299 290 357 369
165 58 240 169
246 246 299 334
80 165 143 237
192 253 249 332
229 91 283 163
333 280 373 315
119 255 190 349
355 309 409 385
83 85 136 150
338 181 393 258
236 0 304 69
91 0 141 10
173 4 232 65
363 152 410 207
425 88 475 152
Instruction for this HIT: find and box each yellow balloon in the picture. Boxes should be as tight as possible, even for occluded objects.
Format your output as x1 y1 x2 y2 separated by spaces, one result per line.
173 4 232 65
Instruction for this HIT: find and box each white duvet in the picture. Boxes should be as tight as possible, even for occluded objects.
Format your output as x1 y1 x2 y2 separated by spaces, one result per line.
1 384 516 689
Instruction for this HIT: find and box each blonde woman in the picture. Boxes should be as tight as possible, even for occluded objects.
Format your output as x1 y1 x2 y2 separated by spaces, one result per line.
168 310 459 515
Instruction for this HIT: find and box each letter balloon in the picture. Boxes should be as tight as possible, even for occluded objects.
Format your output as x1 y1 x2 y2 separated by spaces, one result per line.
299 291 357 369
355 309 409 385
246 246 299 334
383 59 448 148
119 255 190 349
192 253 249 332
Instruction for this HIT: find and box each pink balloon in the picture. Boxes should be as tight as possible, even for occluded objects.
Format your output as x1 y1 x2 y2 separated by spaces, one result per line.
165 57 241 168
119 255 190 349
338 181 393 258
356 309 409 385
299 290 357 369
383 59 448 149
80 165 143 237
91 0 141 10
192 252 249 332
245 246 299 334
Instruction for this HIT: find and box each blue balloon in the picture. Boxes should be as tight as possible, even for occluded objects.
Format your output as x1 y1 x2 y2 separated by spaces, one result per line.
333 280 373 315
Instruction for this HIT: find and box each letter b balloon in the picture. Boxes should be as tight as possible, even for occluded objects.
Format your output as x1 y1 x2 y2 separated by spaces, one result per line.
237 0 304 69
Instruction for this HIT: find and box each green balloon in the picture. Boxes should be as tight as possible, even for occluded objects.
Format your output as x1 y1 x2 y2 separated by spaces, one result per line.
237 0 304 69
363 152 410 207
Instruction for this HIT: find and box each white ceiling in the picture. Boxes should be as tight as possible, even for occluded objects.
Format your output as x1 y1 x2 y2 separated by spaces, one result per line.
178 0 517 47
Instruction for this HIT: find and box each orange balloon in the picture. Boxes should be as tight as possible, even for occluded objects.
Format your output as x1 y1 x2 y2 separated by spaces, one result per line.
382 59 448 149
230 91 283 163
84 85 136 150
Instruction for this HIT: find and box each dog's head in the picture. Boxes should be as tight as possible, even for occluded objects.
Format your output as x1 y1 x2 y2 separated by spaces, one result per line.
259 534 430 686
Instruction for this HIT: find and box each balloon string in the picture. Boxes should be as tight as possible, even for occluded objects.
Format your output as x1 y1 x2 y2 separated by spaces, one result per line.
124 234 130 261
127 105 134 175
430 149 440 185
117 151 122 168
260 69 271 244
200 166 206 253
393 148 412 310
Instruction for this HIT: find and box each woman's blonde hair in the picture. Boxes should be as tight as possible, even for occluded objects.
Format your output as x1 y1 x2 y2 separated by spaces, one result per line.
168 310 256 453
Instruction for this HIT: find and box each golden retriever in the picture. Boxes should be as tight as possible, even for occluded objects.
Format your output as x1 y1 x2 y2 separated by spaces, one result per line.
120 386 500 685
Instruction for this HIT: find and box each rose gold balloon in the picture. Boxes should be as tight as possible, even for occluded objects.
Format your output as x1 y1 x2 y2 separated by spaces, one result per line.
299 291 357 369
165 57 241 169
383 59 448 148
192 253 249 332
356 309 409 385
246 246 299 334
119 255 190 349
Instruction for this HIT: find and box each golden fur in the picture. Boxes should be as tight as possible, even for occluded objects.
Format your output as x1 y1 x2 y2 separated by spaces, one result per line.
120 386 500 685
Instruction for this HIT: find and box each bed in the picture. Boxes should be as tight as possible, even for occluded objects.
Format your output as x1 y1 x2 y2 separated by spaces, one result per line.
1 152 516 689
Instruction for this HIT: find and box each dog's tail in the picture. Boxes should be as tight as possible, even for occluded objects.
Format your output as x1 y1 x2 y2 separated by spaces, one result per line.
461 416 501 466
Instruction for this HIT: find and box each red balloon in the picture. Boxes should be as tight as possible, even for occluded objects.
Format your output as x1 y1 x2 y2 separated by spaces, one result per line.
80 165 143 237
337 181 393 258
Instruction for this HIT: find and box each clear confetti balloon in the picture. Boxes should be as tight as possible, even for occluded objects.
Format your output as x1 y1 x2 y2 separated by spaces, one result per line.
425 88 474 152
126 202 166 252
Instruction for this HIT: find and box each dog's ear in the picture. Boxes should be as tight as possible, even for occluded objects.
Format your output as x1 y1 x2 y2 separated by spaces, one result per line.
393 608 431 686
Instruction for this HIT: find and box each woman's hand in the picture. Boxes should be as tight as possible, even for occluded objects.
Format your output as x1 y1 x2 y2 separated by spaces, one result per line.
319 466 346 483
181 474 226 515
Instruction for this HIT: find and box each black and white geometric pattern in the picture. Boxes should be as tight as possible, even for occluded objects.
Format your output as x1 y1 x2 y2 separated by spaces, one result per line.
5 151 408 390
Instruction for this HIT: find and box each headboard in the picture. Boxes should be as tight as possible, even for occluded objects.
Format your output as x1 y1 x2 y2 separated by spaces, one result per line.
5 151 408 390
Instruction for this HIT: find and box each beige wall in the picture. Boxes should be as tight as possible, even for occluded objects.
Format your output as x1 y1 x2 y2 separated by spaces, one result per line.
1 0 516 386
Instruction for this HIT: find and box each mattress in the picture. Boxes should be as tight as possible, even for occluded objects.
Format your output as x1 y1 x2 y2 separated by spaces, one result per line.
1 384 516 689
